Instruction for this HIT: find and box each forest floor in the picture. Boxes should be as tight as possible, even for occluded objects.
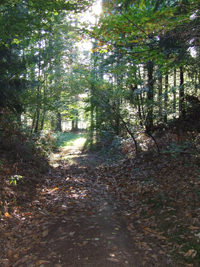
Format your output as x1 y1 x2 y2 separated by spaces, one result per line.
1 132 200 267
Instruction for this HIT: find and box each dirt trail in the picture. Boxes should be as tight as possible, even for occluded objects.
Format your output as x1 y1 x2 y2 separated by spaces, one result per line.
10 146 152 267
2 134 200 266
31 170 143 267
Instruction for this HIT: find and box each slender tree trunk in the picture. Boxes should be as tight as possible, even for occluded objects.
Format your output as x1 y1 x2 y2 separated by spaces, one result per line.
90 94 94 148
113 99 121 135
137 94 143 127
34 39 42 133
140 93 145 122
34 107 40 133
55 112 62 132
96 105 101 142
173 69 176 118
146 60 154 133
179 66 185 119
75 112 78 130
40 110 46 131
40 74 47 131
164 73 168 123
72 110 78 131
195 73 198 94
31 111 36 133
158 69 162 120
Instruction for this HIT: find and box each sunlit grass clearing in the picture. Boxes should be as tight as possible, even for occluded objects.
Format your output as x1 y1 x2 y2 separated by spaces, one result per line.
55 132 86 149
73 137 86 148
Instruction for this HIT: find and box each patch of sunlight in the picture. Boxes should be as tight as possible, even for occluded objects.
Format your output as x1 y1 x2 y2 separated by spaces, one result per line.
73 137 86 148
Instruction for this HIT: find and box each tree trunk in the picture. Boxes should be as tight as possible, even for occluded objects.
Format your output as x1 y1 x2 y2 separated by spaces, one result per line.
158 68 162 121
34 107 40 133
173 69 176 118
55 112 62 132
146 60 154 133
40 110 46 131
90 96 94 148
137 94 143 127
179 66 185 119
71 110 78 131
31 111 36 133
164 73 168 123
34 39 42 134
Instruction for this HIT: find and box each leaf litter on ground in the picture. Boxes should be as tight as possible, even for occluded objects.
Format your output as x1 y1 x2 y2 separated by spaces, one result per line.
1 134 200 266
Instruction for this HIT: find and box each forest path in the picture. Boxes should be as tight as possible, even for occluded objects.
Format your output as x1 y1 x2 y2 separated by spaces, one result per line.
2 133 200 267
11 142 150 267
25 163 144 267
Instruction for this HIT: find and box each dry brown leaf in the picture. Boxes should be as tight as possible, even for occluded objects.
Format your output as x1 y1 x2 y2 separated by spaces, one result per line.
42 229 49 237
4 212 11 218
107 258 119 262
142 227 166 240
3 232 10 237
151 254 158 261
14 254 19 260
189 225 199 230
184 249 197 258
37 260 51 264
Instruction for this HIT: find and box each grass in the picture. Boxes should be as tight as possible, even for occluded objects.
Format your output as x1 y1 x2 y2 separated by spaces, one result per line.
54 132 86 150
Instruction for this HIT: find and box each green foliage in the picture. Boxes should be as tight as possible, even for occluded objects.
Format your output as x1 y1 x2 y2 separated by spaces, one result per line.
33 131 57 156
9 175 22 185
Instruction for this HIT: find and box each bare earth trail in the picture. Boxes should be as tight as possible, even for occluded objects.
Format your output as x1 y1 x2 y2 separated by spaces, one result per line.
11 145 155 267
2 134 200 266
30 165 143 267
22 148 147 267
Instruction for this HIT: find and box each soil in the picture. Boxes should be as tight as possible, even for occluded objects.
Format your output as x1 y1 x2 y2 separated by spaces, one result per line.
25 147 147 267
0 144 159 267
2 137 199 267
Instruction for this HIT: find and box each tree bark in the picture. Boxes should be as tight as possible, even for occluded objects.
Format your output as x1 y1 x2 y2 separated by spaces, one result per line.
55 112 62 132
164 73 168 123
179 66 185 119
173 69 176 118
146 60 154 133
158 68 162 120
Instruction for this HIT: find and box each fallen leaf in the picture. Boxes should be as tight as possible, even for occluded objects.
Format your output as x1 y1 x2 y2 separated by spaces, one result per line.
42 229 49 237
69 231 75 236
189 225 199 230
184 249 197 258
151 254 158 261
58 236 68 240
4 212 11 218
3 233 10 237
37 260 51 264
14 254 19 260
107 258 119 262
24 212 32 216
142 227 166 240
